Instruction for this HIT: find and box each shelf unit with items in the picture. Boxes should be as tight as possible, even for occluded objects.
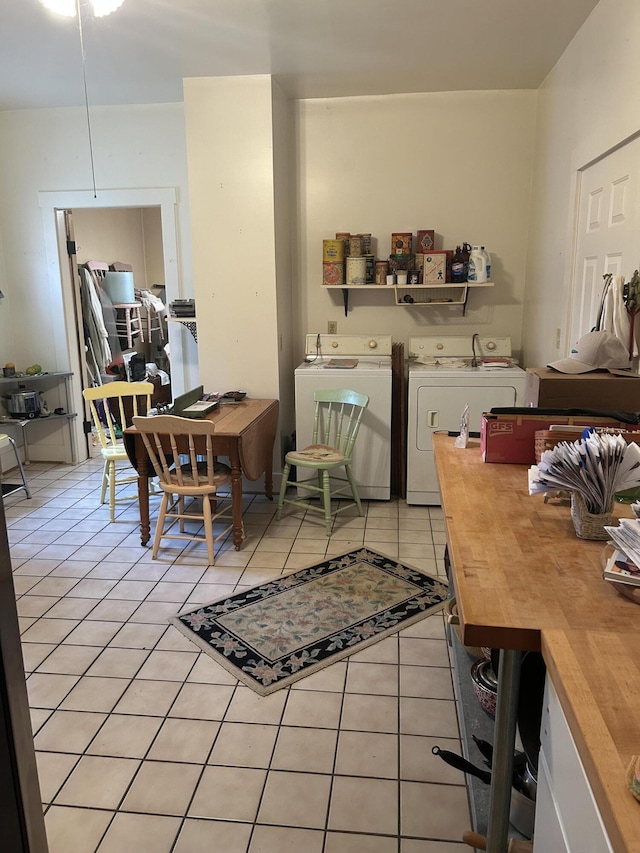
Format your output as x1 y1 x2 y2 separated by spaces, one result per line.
395 281 494 314
320 282 494 315
0 372 76 464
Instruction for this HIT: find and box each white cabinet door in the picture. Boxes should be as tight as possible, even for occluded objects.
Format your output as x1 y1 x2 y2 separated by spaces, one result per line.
570 136 640 349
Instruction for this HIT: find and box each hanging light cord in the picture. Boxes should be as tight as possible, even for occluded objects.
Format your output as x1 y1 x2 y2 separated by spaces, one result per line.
76 0 98 197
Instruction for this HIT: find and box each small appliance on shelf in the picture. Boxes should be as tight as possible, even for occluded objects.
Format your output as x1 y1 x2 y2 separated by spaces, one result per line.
169 299 195 317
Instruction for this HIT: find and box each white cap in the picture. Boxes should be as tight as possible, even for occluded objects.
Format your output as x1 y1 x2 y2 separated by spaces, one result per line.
547 330 632 374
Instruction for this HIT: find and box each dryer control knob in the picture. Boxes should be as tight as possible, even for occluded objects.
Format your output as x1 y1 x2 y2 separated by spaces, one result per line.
368 340 378 349
332 341 339 348
486 341 497 351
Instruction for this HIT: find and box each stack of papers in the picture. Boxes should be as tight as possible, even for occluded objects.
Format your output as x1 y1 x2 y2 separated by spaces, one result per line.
528 432 640 514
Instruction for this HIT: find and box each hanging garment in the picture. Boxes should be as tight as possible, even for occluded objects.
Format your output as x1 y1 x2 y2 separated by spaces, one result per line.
598 274 631 351
82 268 112 371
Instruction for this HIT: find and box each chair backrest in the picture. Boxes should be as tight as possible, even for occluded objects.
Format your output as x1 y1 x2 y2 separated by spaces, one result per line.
312 389 369 460
132 415 219 490
83 381 154 449
110 261 133 272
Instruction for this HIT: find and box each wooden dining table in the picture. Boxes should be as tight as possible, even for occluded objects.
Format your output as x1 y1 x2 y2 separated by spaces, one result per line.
124 398 279 550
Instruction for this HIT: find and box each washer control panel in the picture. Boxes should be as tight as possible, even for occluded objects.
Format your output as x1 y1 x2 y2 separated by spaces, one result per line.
305 334 393 357
408 335 513 360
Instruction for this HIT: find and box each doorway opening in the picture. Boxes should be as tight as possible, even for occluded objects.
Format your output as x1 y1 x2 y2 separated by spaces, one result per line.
38 187 186 463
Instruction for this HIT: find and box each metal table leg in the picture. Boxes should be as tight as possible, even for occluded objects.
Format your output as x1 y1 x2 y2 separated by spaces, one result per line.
486 648 523 853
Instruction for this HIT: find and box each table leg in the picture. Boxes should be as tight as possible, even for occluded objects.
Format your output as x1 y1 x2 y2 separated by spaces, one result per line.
486 648 523 853
231 462 244 550
265 457 274 501
136 438 151 546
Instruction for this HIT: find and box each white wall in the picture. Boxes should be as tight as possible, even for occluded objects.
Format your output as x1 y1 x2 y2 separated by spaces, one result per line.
184 76 283 400
72 208 150 277
295 90 537 363
524 0 640 367
0 103 193 376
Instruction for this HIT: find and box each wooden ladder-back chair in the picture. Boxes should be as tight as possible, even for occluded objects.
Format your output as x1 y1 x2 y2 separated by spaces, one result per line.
277 388 369 535
132 415 233 564
83 381 154 521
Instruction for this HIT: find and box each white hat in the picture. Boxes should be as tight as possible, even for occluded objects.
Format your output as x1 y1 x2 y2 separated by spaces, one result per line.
547 330 632 374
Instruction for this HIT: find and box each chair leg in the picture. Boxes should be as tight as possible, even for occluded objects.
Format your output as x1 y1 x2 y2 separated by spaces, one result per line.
202 493 215 565
6 435 31 498
345 464 364 516
99 459 109 506
276 462 291 520
152 493 169 559
108 461 116 522
179 496 186 533
322 469 332 536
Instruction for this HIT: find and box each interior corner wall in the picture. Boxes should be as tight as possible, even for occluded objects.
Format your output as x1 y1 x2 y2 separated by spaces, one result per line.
184 76 281 399
523 0 640 368
294 90 537 362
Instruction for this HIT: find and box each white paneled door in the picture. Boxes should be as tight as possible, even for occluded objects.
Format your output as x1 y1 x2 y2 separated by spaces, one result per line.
570 135 640 351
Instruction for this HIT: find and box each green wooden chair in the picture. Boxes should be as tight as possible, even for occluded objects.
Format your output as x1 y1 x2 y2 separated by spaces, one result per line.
277 388 369 535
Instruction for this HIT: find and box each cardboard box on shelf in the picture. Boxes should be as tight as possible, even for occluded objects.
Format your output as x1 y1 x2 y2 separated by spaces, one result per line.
525 367 640 411
481 411 633 464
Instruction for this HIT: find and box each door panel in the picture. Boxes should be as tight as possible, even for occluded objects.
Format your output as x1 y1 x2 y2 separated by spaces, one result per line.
570 136 640 348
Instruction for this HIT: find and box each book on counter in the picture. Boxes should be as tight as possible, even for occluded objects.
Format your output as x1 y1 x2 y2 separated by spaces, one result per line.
603 547 640 587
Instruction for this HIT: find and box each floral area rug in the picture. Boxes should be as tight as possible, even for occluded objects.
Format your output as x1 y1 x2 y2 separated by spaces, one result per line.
171 547 448 695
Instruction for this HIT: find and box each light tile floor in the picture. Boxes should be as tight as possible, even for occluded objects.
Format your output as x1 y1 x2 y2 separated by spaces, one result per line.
5 457 470 853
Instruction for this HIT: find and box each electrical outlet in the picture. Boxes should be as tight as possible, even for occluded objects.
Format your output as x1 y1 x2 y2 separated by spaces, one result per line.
328 321 338 335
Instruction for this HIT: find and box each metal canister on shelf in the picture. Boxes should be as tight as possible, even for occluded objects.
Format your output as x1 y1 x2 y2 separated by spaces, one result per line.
349 235 363 257
345 256 366 285
323 239 344 263
364 255 375 284
359 233 372 255
375 260 389 285
335 232 350 257
408 270 421 284
323 261 344 286
416 229 435 253
391 232 413 254
388 253 414 273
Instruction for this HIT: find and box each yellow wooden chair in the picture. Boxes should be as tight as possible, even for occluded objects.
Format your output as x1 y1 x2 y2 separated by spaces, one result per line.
132 415 233 564
82 381 154 521
277 388 369 535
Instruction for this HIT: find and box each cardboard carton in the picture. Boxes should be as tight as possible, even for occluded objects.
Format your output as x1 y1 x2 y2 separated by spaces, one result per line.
481 411 632 464
525 367 640 411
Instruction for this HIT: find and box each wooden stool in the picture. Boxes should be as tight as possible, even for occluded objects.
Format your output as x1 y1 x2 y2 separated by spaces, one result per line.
0 433 31 499
113 302 145 349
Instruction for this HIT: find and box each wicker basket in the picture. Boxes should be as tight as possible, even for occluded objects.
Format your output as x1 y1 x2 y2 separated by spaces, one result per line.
570 491 614 540
534 430 584 463
535 428 640 464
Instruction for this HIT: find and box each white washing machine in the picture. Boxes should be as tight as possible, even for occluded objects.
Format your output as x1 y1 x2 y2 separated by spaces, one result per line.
294 334 393 500
407 335 526 505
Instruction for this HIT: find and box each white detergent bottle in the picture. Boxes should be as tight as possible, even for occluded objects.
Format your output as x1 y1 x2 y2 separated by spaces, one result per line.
467 246 487 283
481 246 491 280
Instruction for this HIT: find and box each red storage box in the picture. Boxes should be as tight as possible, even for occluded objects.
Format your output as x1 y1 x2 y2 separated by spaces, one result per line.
481 412 632 464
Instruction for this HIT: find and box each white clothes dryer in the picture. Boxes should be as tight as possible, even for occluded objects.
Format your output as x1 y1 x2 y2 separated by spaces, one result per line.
294 334 393 500
407 335 526 505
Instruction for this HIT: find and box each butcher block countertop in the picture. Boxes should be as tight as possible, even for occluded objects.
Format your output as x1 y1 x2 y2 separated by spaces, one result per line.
433 434 640 853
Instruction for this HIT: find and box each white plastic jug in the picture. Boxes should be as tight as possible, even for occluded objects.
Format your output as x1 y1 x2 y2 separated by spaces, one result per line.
467 246 488 283
481 246 491 280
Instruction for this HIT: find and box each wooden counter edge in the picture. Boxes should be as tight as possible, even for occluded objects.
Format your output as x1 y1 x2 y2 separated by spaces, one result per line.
542 629 640 853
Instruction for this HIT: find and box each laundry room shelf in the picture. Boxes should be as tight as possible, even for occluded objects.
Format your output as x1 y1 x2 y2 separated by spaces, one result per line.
395 282 494 313
321 282 493 315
